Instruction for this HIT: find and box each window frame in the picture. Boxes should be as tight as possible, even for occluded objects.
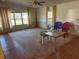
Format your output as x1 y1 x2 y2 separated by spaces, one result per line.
46 6 56 25
10 12 29 26
46 7 53 25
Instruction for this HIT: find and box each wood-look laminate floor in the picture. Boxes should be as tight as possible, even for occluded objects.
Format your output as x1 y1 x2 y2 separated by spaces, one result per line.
0 29 79 59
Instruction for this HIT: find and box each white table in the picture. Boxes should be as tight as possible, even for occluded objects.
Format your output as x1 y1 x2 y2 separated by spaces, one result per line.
40 30 66 59
41 31 66 51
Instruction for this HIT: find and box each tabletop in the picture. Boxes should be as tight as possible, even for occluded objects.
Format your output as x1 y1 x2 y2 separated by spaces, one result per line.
45 31 65 38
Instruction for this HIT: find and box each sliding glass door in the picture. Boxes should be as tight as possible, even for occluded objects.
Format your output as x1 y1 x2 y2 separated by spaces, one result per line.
47 11 53 25
46 6 56 26
47 7 53 25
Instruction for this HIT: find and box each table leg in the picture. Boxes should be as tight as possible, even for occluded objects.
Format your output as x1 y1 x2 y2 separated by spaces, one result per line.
49 36 51 40
54 38 57 52
63 33 66 38
41 36 44 45
63 34 66 44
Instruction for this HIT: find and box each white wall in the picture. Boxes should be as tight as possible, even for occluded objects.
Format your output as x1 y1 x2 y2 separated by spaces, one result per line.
37 7 47 28
37 1 79 35
56 0 79 25
56 1 79 36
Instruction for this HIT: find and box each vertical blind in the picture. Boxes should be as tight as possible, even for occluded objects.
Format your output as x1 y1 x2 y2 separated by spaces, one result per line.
0 14 3 30
0 8 10 32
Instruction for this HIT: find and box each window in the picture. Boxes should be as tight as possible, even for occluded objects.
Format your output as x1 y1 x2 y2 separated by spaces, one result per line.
47 7 53 25
47 11 53 25
0 23 2 28
22 13 28 24
10 12 29 26
10 13 15 25
0 21 2 29
15 13 22 25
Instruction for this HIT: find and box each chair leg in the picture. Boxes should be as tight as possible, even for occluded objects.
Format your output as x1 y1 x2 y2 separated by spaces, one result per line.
40 36 44 45
63 33 66 38
48 36 50 40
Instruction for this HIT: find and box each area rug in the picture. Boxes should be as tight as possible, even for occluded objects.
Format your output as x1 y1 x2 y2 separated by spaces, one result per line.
9 29 55 58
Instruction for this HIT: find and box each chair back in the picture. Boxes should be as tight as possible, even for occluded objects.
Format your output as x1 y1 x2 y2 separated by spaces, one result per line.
54 22 62 30
62 22 71 33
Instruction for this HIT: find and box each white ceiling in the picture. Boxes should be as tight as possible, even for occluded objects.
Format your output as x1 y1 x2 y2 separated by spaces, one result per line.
0 0 79 7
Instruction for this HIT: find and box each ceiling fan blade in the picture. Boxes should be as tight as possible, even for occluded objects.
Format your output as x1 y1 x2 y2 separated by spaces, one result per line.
39 1 45 3
39 3 43 6
27 0 45 7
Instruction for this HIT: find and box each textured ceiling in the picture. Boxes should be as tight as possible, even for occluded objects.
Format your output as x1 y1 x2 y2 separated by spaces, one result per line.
0 0 79 7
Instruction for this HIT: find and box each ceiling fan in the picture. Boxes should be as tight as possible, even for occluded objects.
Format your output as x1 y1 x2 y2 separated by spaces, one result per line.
33 0 45 6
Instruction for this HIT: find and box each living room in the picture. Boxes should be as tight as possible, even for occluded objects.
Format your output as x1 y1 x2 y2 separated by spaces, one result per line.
0 0 79 59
